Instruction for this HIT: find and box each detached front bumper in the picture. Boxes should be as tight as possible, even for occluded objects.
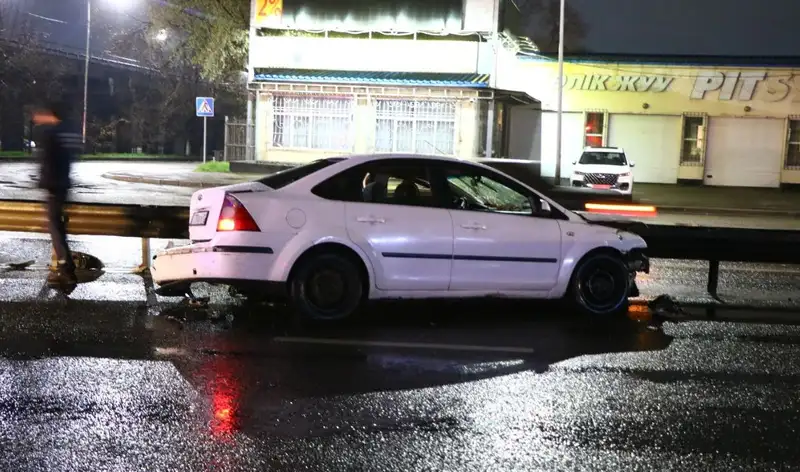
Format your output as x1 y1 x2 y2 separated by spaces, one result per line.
625 248 649 298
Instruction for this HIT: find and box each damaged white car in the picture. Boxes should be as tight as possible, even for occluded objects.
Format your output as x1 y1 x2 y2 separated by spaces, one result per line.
152 154 649 321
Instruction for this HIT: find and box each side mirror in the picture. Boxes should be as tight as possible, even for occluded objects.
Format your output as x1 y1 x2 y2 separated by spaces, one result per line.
629 162 636 168
571 161 577 165
539 199 552 216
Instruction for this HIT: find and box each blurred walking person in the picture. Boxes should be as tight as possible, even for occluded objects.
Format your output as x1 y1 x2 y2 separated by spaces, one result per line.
33 100 81 289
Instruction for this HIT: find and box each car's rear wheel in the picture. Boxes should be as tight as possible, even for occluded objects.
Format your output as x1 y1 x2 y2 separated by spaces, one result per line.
569 252 630 317
289 252 364 322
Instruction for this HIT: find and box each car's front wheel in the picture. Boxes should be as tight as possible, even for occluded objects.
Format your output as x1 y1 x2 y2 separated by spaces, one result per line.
569 251 631 317
289 252 364 322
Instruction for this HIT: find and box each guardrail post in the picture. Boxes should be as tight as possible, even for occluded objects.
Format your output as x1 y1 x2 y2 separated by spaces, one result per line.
707 260 720 298
133 237 150 274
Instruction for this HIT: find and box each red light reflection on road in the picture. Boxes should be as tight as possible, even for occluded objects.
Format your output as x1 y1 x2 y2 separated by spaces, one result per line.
205 356 241 438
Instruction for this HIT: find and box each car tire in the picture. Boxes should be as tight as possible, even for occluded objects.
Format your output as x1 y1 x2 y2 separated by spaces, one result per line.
289 252 364 322
569 252 630 317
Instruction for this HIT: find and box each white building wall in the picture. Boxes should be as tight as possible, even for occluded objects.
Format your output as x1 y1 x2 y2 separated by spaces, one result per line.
250 36 488 74
607 114 682 184
539 111 584 178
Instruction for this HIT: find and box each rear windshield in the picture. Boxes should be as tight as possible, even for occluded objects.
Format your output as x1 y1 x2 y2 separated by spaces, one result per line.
578 152 627 166
256 158 345 189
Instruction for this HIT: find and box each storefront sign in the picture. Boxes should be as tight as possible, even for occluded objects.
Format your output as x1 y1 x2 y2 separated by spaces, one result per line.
690 71 767 101
563 74 674 92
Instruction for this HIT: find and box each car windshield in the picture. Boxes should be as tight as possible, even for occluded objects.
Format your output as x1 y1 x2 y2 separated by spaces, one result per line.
578 152 627 166
256 158 345 189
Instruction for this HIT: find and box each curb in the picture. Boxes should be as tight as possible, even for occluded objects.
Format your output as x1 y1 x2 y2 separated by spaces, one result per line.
102 173 235 189
629 298 800 314
0 157 203 164
644 204 800 218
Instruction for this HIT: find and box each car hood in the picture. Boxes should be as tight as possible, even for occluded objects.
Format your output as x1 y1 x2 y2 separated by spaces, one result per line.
574 164 630 174
575 211 651 234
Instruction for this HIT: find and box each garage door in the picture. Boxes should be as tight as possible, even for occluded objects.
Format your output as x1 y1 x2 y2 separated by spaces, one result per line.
705 117 784 188
539 112 584 180
608 114 681 184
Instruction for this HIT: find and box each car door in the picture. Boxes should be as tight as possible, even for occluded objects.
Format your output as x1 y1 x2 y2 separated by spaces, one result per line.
313 158 454 292
434 162 563 292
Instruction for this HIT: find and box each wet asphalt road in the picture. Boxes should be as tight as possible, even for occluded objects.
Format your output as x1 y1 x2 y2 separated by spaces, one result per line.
1 161 799 230
0 161 196 206
0 233 799 470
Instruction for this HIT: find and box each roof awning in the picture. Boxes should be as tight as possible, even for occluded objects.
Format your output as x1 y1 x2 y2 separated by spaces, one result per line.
491 88 539 106
253 68 490 88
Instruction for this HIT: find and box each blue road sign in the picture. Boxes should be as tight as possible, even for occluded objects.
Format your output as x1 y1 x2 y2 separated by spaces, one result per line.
196 97 215 117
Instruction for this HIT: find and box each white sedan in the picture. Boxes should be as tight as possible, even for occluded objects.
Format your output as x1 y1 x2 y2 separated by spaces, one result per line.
152 154 649 321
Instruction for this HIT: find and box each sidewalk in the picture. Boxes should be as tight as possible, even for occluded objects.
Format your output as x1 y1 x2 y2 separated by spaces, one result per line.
103 170 255 188
634 183 800 216
103 167 800 216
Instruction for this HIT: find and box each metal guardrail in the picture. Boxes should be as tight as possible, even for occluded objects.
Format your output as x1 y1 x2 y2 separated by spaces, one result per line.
0 199 189 272
0 199 795 307
0 200 189 238
594 220 800 300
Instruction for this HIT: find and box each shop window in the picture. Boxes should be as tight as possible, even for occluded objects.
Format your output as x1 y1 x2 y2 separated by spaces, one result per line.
584 112 605 147
375 99 456 155
272 96 355 150
680 116 705 165
785 119 800 169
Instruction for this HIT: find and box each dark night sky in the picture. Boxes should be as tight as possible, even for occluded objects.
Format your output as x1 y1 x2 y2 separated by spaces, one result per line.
569 0 800 56
9 0 800 57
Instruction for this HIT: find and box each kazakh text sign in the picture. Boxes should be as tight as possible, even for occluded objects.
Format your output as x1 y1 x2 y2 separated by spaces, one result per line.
563 74 674 92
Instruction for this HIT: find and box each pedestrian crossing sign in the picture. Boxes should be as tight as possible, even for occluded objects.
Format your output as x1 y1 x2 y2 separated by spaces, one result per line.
195 97 215 117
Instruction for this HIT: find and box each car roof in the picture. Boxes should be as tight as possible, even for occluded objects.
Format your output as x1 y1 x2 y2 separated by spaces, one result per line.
332 153 477 166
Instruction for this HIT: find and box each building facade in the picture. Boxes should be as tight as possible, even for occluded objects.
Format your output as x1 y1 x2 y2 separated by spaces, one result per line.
520 56 800 187
244 1 800 188
245 0 537 165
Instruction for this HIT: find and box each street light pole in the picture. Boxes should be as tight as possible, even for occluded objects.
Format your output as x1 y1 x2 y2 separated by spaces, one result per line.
553 0 566 186
82 0 91 145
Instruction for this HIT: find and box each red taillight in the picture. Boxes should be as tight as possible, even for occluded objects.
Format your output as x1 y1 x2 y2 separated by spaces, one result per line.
217 194 260 232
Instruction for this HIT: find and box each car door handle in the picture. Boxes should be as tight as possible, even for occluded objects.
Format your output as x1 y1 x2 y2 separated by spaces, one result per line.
356 216 386 224
461 223 487 230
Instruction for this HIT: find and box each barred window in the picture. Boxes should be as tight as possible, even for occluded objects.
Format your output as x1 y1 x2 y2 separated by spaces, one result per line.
680 116 705 165
785 119 800 169
375 100 456 155
272 96 354 151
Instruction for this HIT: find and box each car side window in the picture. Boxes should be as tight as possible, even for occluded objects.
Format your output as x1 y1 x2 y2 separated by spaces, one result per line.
439 165 535 215
312 160 442 208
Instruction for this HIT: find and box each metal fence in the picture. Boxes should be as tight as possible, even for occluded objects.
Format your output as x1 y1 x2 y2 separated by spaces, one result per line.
224 117 255 161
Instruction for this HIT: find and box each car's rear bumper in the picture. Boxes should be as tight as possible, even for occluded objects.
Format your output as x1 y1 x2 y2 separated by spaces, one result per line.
151 243 276 289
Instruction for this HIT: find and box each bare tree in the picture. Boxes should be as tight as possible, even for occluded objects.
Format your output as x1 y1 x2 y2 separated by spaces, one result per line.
0 2 68 150
108 24 244 155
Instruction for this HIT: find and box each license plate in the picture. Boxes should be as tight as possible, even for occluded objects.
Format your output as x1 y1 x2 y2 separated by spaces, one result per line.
189 210 209 226
591 184 612 190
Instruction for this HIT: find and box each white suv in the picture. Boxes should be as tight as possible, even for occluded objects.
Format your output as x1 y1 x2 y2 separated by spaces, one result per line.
570 147 634 195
